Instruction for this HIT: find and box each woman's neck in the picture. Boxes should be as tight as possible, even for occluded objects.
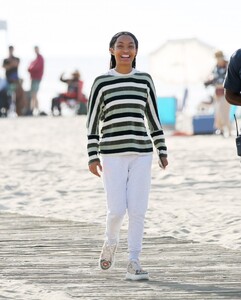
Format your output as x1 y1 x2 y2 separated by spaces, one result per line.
114 65 133 74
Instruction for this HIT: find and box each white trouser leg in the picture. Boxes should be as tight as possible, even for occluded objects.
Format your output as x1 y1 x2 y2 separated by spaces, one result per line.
102 154 152 258
127 155 152 260
102 156 128 245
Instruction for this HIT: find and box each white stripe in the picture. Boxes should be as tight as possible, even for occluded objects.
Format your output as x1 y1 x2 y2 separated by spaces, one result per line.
105 99 145 110
146 86 161 128
102 81 147 93
87 88 103 134
101 134 150 142
88 137 99 143
101 152 152 156
152 134 166 140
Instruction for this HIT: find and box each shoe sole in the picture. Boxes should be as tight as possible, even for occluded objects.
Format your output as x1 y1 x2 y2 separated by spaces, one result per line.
125 272 149 281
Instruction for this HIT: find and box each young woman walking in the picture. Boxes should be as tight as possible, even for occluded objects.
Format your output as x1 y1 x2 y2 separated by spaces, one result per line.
87 31 168 280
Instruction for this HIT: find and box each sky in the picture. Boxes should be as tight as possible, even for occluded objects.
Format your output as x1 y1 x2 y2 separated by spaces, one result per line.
0 0 241 59
1 0 241 112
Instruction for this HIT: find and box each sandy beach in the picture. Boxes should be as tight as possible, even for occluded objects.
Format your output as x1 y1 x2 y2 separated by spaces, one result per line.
1 115 241 299
1 115 241 249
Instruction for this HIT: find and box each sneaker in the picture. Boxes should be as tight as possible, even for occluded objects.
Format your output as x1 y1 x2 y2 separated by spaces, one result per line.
99 241 117 270
125 259 149 280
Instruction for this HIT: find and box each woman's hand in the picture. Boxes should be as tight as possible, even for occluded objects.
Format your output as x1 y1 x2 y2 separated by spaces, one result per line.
159 157 168 169
89 161 102 177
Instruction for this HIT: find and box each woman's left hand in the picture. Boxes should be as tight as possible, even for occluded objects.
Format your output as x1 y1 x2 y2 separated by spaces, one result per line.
159 157 168 169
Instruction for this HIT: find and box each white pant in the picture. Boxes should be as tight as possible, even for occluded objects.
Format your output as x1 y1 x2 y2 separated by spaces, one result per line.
102 154 152 260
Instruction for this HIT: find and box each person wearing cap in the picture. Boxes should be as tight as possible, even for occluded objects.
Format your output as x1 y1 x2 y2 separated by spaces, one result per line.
51 70 85 115
224 49 241 106
204 50 231 136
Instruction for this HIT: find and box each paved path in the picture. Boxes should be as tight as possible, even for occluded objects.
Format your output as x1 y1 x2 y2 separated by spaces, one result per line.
0 212 241 299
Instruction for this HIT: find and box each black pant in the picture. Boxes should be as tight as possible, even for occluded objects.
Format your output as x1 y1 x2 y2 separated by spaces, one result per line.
51 97 61 115
0 89 10 117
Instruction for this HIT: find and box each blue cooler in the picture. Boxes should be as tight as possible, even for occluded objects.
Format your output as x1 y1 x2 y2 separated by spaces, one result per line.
192 114 215 134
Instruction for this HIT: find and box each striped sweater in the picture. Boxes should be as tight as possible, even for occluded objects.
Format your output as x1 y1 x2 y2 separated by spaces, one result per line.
87 69 167 165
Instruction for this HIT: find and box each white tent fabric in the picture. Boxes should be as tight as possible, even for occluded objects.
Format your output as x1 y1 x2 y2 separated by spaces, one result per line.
0 20 7 30
149 38 215 85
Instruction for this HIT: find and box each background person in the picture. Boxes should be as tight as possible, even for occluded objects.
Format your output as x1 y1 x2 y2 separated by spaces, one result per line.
51 70 86 115
2 45 26 116
2 45 20 84
224 49 241 106
0 77 10 117
27 46 44 115
204 50 231 136
2 45 20 115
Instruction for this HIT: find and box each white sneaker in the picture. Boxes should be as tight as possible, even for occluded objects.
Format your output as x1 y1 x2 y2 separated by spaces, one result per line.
99 241 117 270
126 259 149 280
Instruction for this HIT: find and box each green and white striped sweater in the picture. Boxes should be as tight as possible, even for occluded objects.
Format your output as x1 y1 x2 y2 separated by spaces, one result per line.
87 69 167 165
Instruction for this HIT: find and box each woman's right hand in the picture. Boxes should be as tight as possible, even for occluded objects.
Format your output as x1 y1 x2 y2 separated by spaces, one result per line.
89 161 102 177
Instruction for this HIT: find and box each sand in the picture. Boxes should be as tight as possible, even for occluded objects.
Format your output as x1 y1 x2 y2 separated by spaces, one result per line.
1 115 241 251
1 212 241 300
1 115 241 299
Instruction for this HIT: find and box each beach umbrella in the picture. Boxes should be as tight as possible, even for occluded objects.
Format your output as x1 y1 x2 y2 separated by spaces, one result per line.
149 38 215 85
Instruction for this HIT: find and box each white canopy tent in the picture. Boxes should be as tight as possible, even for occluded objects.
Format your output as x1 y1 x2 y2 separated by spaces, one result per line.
0 20 8 76
149 38 215 86
0 20 8 53
149 38 217 115
0 20 7 30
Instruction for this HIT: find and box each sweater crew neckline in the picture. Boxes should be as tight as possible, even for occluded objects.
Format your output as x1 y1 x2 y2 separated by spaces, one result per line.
108 68 137 76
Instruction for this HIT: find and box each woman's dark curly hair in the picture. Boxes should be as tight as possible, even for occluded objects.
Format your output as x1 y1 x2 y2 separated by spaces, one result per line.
109 31 139 69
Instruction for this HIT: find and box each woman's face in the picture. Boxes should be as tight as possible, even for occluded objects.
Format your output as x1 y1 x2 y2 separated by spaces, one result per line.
110 35 138 68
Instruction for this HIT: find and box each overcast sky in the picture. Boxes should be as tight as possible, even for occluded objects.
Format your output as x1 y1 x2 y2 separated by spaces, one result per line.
0 0 241 59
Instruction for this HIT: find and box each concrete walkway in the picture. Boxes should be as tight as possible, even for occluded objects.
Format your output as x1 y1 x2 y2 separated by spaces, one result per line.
0 212 241 300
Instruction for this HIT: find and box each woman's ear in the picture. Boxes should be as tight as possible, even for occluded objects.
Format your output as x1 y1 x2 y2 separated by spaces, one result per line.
109 47 114 55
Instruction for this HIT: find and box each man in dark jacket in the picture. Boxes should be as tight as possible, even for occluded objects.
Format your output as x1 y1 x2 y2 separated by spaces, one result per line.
224 49 241 106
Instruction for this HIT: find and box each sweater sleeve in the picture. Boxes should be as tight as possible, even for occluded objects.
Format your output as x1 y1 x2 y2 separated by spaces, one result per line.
86 77 104 165
144 75 167 157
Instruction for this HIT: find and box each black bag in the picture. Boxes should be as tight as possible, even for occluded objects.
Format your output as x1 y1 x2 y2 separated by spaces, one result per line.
234 115 241 156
